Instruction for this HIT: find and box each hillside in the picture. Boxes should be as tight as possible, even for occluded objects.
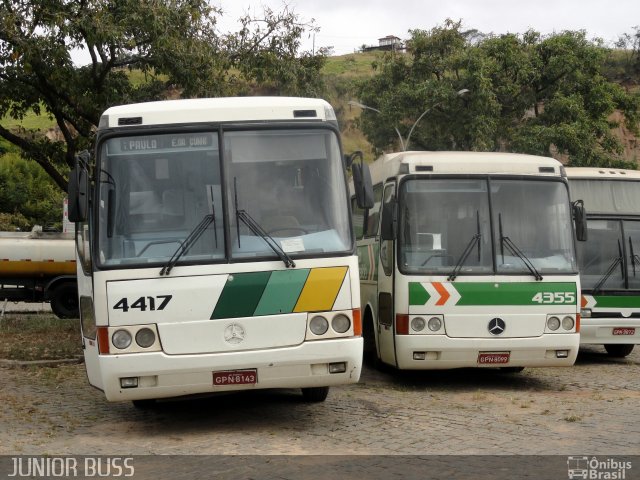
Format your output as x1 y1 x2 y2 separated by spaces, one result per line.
322 52 640 166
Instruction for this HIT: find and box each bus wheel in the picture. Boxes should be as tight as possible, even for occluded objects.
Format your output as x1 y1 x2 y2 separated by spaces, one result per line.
362 313 376 354
500 367 525 373
301 386 329 402
604 344 634 358
50 283 79 319
132 399 157 409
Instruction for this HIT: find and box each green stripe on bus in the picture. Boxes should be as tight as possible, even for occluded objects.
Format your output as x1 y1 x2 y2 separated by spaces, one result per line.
455 282 577 306
592 295 640 309
254 269 310 316
409 282 431 305
211 271 272 319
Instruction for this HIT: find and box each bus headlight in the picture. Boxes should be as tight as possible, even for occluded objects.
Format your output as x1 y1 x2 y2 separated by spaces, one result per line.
411 317 426 332
428 317 442 332
112 329 132 349
331 314 351 334
562 316 575 331
547 316 561 331
135 328 156 348
310 315 329 335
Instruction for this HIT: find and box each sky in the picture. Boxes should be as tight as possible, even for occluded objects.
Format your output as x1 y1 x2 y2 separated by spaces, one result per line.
216 0 640 55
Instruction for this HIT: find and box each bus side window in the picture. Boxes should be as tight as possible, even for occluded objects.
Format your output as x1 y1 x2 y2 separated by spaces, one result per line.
365 184 383 238
380 184 395 276
351 196 366 239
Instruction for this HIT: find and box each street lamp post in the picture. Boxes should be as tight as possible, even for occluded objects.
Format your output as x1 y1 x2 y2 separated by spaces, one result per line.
349 88 469 152
347 100 406 151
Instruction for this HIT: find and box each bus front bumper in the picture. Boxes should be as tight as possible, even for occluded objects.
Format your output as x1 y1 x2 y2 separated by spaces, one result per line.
393 334 579 370
95 337 362 402
580 317 640 345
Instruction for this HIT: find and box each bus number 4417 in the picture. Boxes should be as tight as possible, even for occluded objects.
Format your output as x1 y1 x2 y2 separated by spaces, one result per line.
113 295 172 313
531 292 575 304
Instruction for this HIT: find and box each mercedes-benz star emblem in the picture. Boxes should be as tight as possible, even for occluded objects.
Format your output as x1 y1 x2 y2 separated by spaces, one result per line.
224 323 246 344
488 317 506 336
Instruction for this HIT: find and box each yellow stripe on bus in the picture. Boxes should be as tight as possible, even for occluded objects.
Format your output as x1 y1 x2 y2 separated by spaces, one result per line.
293 267 348 312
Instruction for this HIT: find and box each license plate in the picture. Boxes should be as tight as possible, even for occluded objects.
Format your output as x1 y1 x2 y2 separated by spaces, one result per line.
478 352 510 365
613 327 636 336
213 369 257 386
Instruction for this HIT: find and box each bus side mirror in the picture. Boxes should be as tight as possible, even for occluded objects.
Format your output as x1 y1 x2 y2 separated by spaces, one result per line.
68 152 90 223
573 200 587 242
380 199 397 241
351 152 374 209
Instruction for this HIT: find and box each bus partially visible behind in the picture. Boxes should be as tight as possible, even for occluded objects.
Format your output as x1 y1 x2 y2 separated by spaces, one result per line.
567 167 640 357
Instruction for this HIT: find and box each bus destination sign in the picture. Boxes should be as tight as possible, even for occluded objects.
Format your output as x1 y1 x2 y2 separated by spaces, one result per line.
121 134 213 152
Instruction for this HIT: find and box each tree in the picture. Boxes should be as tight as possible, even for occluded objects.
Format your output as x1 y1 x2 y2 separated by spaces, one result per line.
355 21 640 167
0 1 326 191
355 21 500 153
0 147 64 229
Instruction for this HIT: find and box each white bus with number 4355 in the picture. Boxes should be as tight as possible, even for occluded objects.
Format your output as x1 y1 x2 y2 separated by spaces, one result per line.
350 151 586 371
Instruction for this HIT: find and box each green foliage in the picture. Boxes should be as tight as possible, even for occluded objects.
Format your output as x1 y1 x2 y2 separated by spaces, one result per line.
0 149 65 230
355 21 640 167
0 1 327 191
607 26 640 82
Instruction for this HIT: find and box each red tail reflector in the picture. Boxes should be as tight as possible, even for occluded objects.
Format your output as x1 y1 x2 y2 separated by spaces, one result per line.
97 327 110 354
352 309 362 336
575 314 581 333
395 314 409 335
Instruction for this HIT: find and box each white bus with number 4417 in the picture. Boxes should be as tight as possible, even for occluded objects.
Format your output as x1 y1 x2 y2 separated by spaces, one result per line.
68 97 365 406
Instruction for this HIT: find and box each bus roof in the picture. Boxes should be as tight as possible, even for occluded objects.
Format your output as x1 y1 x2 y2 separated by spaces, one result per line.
98 97 336 129
367 151 563 184
565 167 640 180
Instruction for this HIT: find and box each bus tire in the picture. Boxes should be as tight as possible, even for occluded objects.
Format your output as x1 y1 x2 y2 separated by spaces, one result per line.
50 283 79 319
500 367 525 373
132 399 157 409
362 311 376 355
604 344 634 358
301 386 329 402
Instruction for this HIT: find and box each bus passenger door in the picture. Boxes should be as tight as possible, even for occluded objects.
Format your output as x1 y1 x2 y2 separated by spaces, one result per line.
377 182 397 366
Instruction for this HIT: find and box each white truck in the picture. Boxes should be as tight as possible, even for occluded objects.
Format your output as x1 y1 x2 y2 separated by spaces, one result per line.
0 228 78 318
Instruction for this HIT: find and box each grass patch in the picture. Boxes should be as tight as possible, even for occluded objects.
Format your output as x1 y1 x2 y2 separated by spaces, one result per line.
0 313 82 361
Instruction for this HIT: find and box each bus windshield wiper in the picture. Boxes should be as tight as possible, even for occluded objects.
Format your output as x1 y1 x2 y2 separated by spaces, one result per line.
234 178 295 269
448 211 482 281
159 213 216 276
593 240 624 293
499 214 543 281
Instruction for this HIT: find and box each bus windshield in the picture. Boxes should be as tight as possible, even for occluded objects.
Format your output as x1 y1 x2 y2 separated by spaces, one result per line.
398 178 576 275
577 219 640 291
225 130 351 260
97 128 351 268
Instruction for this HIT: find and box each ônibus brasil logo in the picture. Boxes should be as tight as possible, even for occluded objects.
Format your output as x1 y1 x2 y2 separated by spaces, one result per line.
567 456 632 480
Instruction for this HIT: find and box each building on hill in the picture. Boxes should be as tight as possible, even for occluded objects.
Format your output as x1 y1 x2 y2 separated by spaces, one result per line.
362 35 404 52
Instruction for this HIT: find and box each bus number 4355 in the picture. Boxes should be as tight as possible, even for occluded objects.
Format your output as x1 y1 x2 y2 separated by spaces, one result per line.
113 295 173 313
531 292 575 304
